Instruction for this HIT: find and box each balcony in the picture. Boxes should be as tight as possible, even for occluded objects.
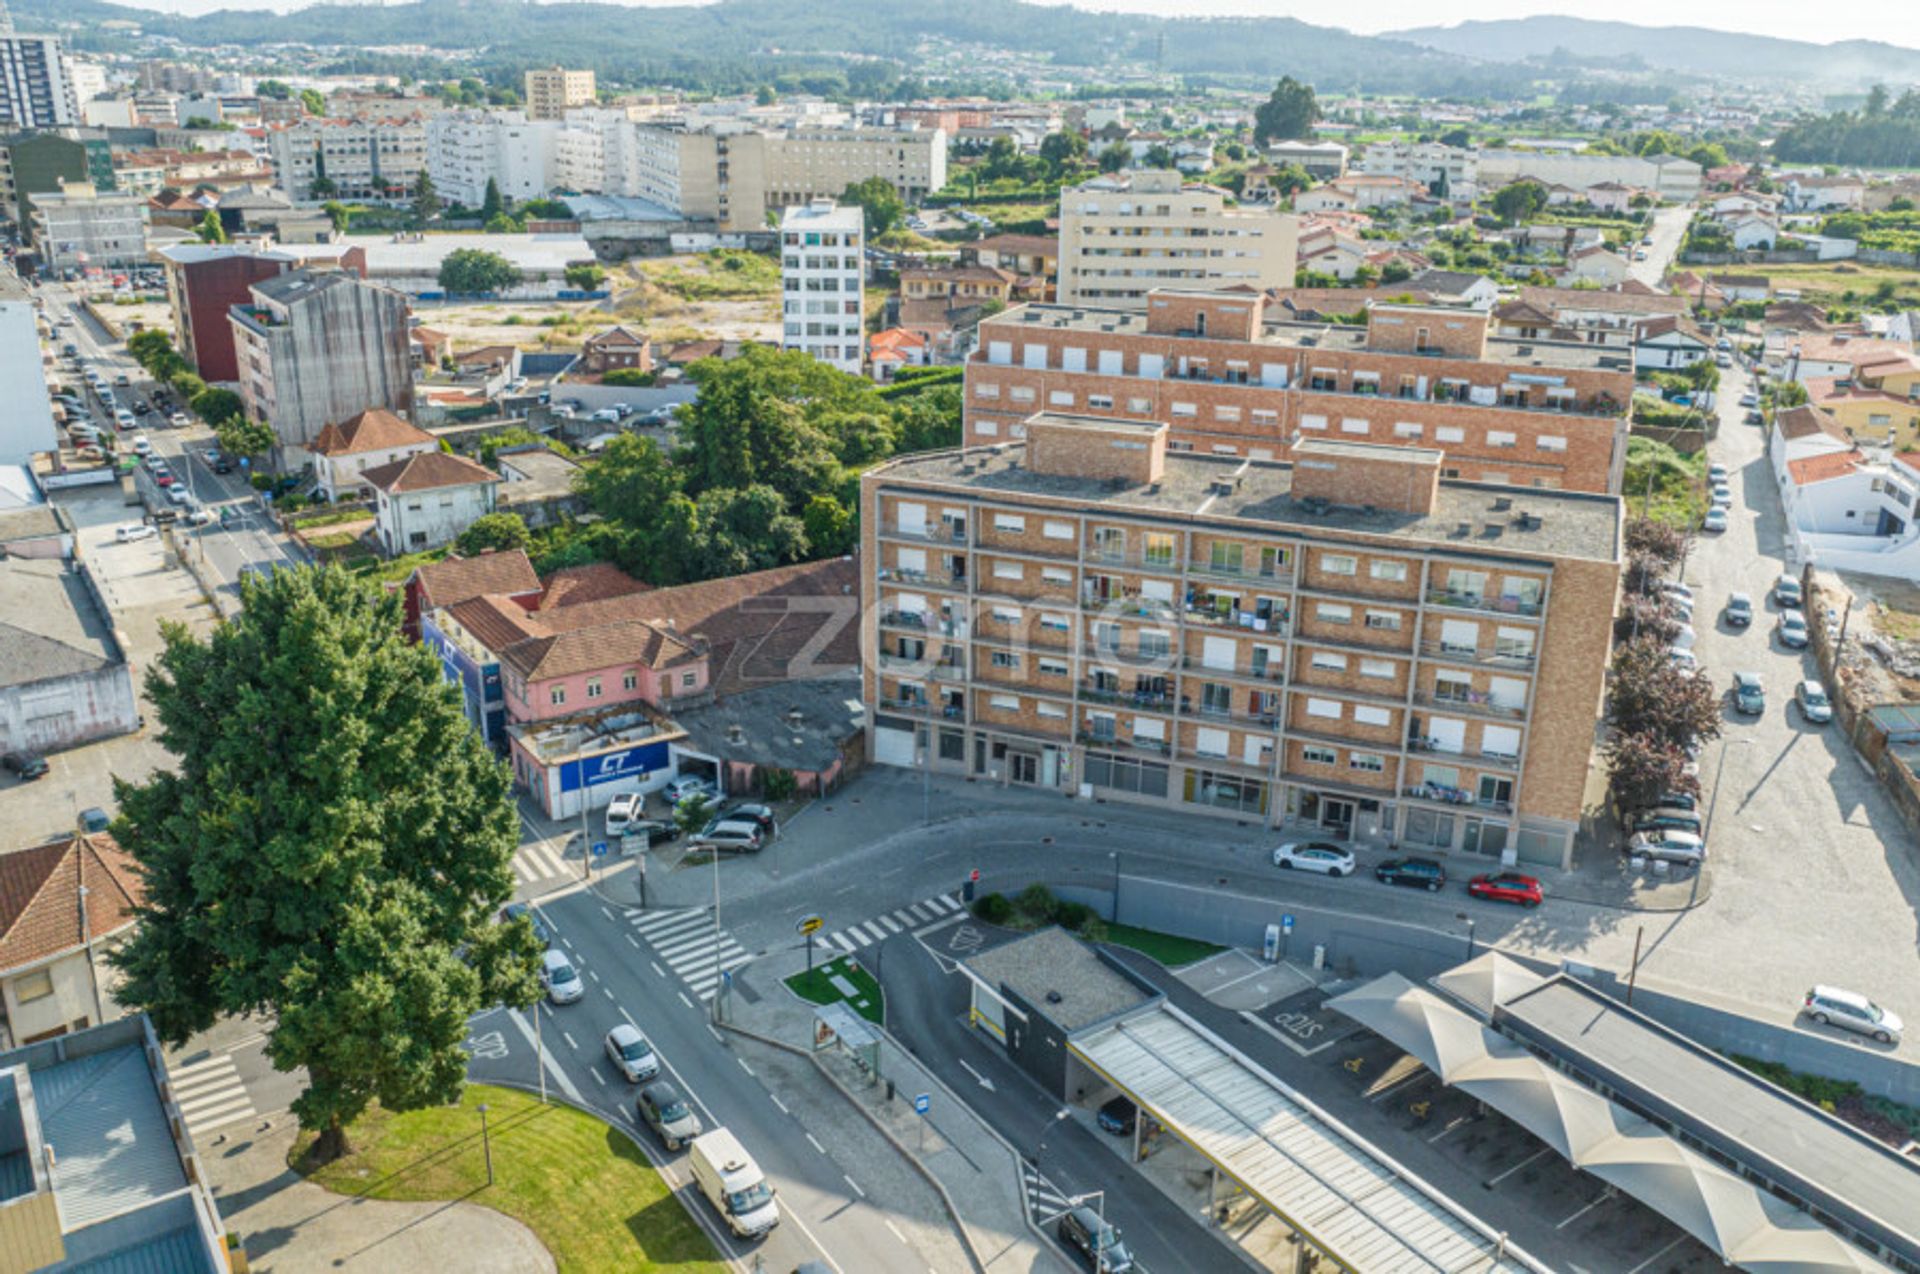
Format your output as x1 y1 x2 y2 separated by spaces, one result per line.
1078 730 1172 757
1182 601 1288 634
878 653 965 674
1410 690 1527 721
1080 681 1175 711
1406 737 1523 769
1191 700 1283 729
1186 560 1295 588
1082 642 1179 670
880 521 968 545
879 610 968 639
1081 590 1174 619
1424 589 1545 619
978 537 1080 564
1401 783 1514 815
877 566 966 591
1086 550 1182 575
1180 655 1285 684
1418 639 1537 669
1297 378 1618 419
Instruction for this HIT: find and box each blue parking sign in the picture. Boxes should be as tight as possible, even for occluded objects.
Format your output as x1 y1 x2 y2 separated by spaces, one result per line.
913 1093 931 1115
592 840 608 858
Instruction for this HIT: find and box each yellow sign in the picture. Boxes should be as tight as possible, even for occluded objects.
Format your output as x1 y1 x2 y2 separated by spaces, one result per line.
797 915 825 936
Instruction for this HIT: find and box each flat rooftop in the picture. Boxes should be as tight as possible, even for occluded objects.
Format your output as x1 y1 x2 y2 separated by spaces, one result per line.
964 928 1153 1033
1497 975 1920 1260
997 303 1635 374
874 441 1622 564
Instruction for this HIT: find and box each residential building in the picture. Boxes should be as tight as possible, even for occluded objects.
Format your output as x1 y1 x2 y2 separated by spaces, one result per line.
859 414 1622 867
266 116 427 205
1353 141 1477 200
1492 286 1688 351
409 549 544 735
158 243 298 382
0 32 78 129
1805 353 1920 449
524 66 596 122
364 451 500 556
1296 174 1426 214
0 832 138 1046
1477 150 1701 201
1633 315 1714 372
0 555 140 753
1266 139 1349 181
780 198 865 375
424 110 559 208
0 1015 229 1271
230 270 413 463
0 130 109 245
966 289 1634 494
1561 245 1630 288
1780 331 1915 385
28 181 146 272
1782 174 1865 213
579 324 652 376
309 407 438 502
1402 270 1499 308
899 263 1017 353
0 271 56 464
870 326 931 382
1057 170 1300 309
495 447 584 530
965 233 1058 291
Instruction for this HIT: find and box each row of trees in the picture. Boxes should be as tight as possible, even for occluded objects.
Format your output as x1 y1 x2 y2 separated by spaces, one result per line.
1774 86 1920 169
125 329 273 458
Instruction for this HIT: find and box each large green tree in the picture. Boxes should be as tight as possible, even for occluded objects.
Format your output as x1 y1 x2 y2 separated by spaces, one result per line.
839 176 904 238
110 567 540 1161
479 176 505 223
411 169 442 226
1490 180 1548 225
215 415 276 459
438 248 522 295
1038 130 1088 174
1254 76 1319 147
191 386 246 427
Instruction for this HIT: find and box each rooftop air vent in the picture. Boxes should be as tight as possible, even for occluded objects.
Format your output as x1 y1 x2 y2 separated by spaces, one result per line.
1045 990 1063 1005
1492 496 1512 511
1456 520 1473 536
727 723 745 745
787 708 804 729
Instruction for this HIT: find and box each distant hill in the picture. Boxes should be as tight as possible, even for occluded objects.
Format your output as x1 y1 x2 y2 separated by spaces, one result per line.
1388 16 1920 86
13 0 1553 96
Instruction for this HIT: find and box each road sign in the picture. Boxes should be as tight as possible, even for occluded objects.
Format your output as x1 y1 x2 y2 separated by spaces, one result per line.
913 1093 931 1116
591 840 609 858
970 868 980 882
1282 913 1295 934
797 915 825 936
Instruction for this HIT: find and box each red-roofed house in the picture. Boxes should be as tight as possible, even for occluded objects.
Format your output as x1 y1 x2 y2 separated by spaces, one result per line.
309 407 438 502
869 328 930 382
0 833 141 1045
364 451 501 556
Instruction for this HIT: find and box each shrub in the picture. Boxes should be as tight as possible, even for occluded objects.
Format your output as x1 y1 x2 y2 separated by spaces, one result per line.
971 892 1013 924
761 768 797 802
1056 901 1098 932
1014 882 1058 923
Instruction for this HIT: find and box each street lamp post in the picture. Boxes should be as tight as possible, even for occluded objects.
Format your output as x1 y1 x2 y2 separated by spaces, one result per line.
478 1103 494 1186
1465 917 1477 961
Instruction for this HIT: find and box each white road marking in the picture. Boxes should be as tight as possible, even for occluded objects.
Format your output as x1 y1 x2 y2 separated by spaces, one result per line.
561 1031 578 1051
590 1069 606 1087
601 987 614 1002
806 1133 825 1154
621 1007 637 1028
625 934 640 948
504 1007 584 1103
1486 1146 1551 1187
651 961 666 978
770 1093 789 1114
737 1057 755 1077
599 905 615 922
677 991 694 1010
1625 1236 1690 1274
885 1219 908 1243
844 1174 866 1199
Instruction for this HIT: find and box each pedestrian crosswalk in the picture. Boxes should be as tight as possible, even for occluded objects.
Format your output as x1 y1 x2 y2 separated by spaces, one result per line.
626 907 754 1002
513 838 574 885
824 893 965 953
1022 1163 1075 1223
170 1052 256 1141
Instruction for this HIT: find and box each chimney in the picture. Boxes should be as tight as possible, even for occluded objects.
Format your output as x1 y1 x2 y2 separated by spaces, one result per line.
727 723 744 745
786 708 804 730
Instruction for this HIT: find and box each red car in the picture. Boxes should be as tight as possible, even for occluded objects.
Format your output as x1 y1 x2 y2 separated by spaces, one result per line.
1467 872 1544 907
155 472 175 488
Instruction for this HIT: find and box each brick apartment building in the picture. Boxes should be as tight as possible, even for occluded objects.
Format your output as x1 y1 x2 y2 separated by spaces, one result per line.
859 413 1622 869
964 289 1635 495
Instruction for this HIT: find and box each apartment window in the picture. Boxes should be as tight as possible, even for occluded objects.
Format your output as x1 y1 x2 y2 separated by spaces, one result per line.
972 382 999 398
1487 430 1517 448
1316 603 1352 625
1446 569 1487 599
622 671 638 691
1252 409 1279 426
682 673 696 687
1300 414 1328 431
1495 626 1535 661
1394 422 1424 438
1010 387 1036 403
1349 752 1386 773
991 694 1020 710
1215 405 1241 422
1354 705 1391 727
1093 527 1125 561
995 514 1026 533
1360 658 1395 679
1042 567 1073 584
586 677 603 700
15 967 53 1002
1144 533 1175 567
1040 614 1072 633
1341 418 1370 436
1088 394 1114 410
1171 402 1198 418
1044 520 1075 541
1211 445 1238 456
1306 697 1342 720
1039 658 1070 676
1049 391 1074 407
1321 553 1357 576
1435 426 1465 443
1311 651 1346 671
976 421 1000 436
1209 542 1244 573
1037 702 1068 719
993 561 1024 580
991 651 1020 669
1365 610 1402 631
1537 435 1567 452
1128 397 1152 413
550 687 566 706
1302 745 1337 765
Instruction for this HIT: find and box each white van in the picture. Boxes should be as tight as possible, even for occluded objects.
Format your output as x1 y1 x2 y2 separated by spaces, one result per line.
688 1128 779 1237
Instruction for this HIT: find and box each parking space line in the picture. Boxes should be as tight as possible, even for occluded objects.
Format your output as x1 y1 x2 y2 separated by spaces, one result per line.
1427 1115 1472 1143
1625 1235 1689 1274
1557 1189 1614 1230
1485 1146 1551 1187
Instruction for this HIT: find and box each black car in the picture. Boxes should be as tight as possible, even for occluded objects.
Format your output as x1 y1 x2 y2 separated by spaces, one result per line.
502 901 551 947
624 819 680 846
1096 1095 1136 1136
1057 1206 1133 1273
1374 856 1448 892
2 751 49 780
710 802 777 833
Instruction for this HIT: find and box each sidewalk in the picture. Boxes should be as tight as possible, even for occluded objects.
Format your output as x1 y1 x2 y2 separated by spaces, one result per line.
204 1120 554 1274
722 941 1069 1274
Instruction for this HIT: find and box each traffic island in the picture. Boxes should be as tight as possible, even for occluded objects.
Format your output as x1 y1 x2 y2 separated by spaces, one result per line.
783 953 885 1024
290 1083 726 1273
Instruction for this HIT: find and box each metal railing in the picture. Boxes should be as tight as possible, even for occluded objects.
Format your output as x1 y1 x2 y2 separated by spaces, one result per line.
1409 690 1528 720
1418 639 1537 668
1423 589 1545 618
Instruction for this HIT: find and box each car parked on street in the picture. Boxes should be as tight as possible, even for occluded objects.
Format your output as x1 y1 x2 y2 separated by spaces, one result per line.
1801 986 1902 1044
79 807 111 833
1628 829 1705 865
706 803 776 835
2 750 49 780
1057 1206 1133 1273
1634 806 1703 837
663 776 717 806
1270 841 1355 876
1724 592 1752 627
605 792 644 835
1374 856 1447 891
114 522 156 543
502 901 550 947
1776 611 1809 648
1795 680 1833 723
1703 508 1728 533
603 1023 660 1083
1658 581 1695 606
1467 872 1543 907
1096 1095 1137 1136
637 1081 702 1150
1774 574 1803 608
1731 671 1765 715
621 819 681 846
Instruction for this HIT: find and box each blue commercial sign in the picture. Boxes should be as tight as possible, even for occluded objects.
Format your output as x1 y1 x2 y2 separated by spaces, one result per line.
558 738 672 793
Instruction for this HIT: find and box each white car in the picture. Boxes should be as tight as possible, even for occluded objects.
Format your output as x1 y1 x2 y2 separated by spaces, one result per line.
1270 841 1356 877
169 411 189 428
662 776 716 806
603 1023 660 1083
1658 581 1694 605
605 792 643 835
1710 487 1732 508
164 486 189 506
590 407 622 423
114 522 156 543
1801 985 1902 1045
1702 508 1728 533
1669 624 1697 650
1667 646 1698 671
540 949 584 1005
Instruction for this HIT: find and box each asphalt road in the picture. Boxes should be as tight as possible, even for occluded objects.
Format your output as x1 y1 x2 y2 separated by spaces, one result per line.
1632 203 1692 287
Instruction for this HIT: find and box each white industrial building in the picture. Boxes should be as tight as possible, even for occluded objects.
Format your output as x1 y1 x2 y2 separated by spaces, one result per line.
0 272 57 464
780 198 865 375
425 109 561 209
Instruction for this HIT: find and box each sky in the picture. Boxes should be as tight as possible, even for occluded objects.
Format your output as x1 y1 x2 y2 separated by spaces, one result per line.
90 0 1920 48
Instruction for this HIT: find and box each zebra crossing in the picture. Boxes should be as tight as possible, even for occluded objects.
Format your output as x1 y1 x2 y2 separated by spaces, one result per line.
626 907 755 1002
824 893 965 953
1022 1163 1075 1223
170 1052 256 1141
513 838 575 885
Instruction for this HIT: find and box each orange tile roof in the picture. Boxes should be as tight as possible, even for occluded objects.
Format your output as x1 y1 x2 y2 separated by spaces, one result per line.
412 550 541 612
1774 404 1853 444
0 834 142 971
1787 450 1863 486
363 451 500 494
537 562 651 610
310 408 435 457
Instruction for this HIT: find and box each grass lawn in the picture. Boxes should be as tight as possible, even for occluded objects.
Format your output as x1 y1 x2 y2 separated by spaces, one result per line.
1742 262 1920 307
639 250 780 301
784 953 884 1024
1624 436 1709 528
1100 923 1225 969
293 1084 724 1274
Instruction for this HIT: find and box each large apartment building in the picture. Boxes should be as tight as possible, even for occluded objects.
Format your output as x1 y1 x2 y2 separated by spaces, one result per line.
424 110 559 208
780 198 865 374
965 289 1635 495
523 66 596 122
29 181 147 272
860 414 1622 869
267 116 427 205
0 32 78 128
1057 170 1299 308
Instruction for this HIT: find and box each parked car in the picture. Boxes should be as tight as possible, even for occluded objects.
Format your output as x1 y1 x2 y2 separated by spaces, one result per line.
1096 1095 1137 1136
1658 582 1695 605
690 820 764 854
2 750 49 780
603 1023 660 1083
132 400 150 416
131 433 151 454
1776 611 1809 648
1702 508 1728 533
707 803 776 834
502 900 551 947
590 407 622 423
1373 856 1447 891
1801 986 1902 1044
1739 392 1759 408
1745 409 1764 426
1774 574 1803 608
662 776 717 806
1731 671 1765 715
1628 829 1706 865
1709 485 1732 508
622 819 681 847
1634 807 1703 838
165 485 189 506
1667 646 1698 672
114 522 156 542
1795 680 1833 723
637 1081 702 1150
1270 841 1355 877
169 412 189 428
1467 872 1543 907
210 453 234 474
1650 790 1699 813
1669 624 1697 650
540 948 584 1004
79 807 111 833
154 471 175 488
605 792 644 835
1724 592 1752 627
1057 1206 1133 1274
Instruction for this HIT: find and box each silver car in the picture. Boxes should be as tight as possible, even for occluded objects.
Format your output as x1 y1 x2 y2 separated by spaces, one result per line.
1795 680 1833 723
1627 829 1705 865
1802 985 1903 1044
603 1023 660 1082
541 949 583 1005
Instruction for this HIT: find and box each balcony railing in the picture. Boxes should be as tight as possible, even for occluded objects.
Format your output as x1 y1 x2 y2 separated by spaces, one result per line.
1180 655 1285 683
1410 690 1528 721
1080 682 1175 711
878 653 965 673
1082 642 1178 669
1418 639 1537 668
1077 730 1172 757
880 522 967 544
1406 737 1523 767
1424 589 1545 618
877 566 966 589
1401 783 1513 815
878 610 969 638
1183 602 1288 634
1086 550 1182 574
1080 589 1174 619
1186 561 1294 588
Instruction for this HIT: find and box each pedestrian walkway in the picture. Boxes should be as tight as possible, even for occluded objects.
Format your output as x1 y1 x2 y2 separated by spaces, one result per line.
513 838 574 886
1021 1162 1076 1225
171 1052 256 1141
825 892 964 953
625 906 753 1002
